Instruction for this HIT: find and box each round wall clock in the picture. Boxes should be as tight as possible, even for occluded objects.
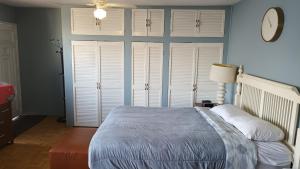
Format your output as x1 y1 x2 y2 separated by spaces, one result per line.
261 7 284 42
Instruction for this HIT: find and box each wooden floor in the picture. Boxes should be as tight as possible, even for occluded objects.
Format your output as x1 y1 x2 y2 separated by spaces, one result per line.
0 117 70 169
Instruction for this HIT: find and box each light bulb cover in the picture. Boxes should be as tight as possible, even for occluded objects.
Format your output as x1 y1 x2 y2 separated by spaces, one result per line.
94 8 107 19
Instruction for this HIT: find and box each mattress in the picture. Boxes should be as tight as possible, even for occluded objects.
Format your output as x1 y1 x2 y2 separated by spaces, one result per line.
89 106 257 169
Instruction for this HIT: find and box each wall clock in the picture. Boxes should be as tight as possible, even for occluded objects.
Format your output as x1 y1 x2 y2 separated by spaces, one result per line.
261 7 284 42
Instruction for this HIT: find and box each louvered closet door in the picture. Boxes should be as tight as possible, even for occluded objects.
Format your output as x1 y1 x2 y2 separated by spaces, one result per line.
71 8 98 35
99 9 124 35
132 43 148 106
199 10 225 37
170 10 198 37
169 44 196 107
147 9 164 36
147 43 163 107
100 42 124 121
132 9 148 36
72 41 100 127
195 44 223 103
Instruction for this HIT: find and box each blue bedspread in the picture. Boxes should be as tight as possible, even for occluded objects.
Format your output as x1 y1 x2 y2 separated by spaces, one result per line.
88 106 256 169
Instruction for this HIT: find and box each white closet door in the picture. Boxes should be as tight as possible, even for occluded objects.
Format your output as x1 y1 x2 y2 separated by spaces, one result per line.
195 44 224 103
71 8 98 35
147 43 163 107
132 42 148 106
170 10 198 37
72 41 100 127
99 9 124 35
199 10 225 37
132 9 148 36
148 9 164 37
169 44 196 107
100 42 124 121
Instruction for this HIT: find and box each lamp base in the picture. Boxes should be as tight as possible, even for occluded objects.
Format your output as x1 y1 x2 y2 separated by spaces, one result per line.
216 83 225 105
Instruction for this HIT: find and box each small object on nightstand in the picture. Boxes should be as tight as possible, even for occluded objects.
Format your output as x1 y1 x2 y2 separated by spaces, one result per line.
195 101 218 108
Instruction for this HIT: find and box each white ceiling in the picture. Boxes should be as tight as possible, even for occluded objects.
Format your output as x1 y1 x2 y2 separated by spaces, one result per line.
0 0 240 8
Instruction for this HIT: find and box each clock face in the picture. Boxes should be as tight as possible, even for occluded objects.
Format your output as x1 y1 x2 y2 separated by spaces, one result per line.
261 8 284 42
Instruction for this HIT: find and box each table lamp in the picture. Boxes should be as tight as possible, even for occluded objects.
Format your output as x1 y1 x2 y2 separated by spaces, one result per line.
209 63 237 105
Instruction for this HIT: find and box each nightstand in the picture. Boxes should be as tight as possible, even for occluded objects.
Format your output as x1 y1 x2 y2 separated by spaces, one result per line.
194 102 218 108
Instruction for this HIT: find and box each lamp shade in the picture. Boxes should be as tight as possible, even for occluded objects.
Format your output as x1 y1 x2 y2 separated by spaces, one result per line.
209 64 237 83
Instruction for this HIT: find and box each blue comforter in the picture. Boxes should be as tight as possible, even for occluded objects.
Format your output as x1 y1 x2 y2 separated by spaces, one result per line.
89 106 256 169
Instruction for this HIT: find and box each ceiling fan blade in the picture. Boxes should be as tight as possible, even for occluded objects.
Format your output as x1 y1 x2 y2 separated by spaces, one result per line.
86 3 96 6
105 3 137 8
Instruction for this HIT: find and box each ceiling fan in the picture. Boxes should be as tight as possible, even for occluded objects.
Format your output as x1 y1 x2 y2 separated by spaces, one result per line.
86 0 137 20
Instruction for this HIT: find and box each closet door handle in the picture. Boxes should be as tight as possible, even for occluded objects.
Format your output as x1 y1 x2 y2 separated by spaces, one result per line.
193 84 197 92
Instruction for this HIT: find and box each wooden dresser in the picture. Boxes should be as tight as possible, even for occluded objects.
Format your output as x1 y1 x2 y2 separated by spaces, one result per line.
0 102 13 146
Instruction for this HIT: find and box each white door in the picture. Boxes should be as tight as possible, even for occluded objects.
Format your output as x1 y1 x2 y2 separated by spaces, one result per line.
132 9 148 36
147 9 164 37
132 42 163 107
71 8 124 35
198 10 225 37
99 42 124 121
147 43 163 107
132 42 148 106
98 9 124 35
170 10 198 37
194 44 224 103
72 41 100 127
0 22 22 117
169 43 197 107
71 8 98 35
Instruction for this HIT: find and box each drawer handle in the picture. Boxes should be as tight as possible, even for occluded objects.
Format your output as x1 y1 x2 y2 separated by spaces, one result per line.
1 108 9 113
0 134 5 138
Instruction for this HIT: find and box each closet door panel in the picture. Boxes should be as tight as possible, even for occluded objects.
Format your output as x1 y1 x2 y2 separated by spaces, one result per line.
99 9 124 35
74 87 99 127
72 41 99 126
170 10 198 37
132 9 148 36
132 42 147 106
100 42 124 121
169 44 196 107
199 10 225 37
195 44 223 103
148 9 164 37
71 8 98 35
148 43 163 107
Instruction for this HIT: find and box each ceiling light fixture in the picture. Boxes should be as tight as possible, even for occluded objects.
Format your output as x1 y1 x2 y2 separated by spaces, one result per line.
94 8 107 20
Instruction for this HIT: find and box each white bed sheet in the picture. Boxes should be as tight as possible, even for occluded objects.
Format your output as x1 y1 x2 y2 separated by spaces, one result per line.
255 141 293 166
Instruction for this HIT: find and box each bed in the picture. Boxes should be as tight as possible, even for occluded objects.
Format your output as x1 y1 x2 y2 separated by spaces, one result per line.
88 66 300 169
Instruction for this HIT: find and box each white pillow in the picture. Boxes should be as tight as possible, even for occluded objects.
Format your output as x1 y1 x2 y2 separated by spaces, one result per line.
255 141 293 166
210 104 285 141
210 104 245 121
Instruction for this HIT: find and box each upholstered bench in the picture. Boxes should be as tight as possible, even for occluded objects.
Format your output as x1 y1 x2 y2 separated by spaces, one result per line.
49 128 97 169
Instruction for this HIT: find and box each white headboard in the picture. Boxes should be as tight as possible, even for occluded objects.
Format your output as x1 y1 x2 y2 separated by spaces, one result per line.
234 66 300 169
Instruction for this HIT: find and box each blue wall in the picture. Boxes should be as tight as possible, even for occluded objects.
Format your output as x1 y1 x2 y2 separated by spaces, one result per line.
16 8 64 116
61 6 232 126
228 0 300 126
0 4 16 23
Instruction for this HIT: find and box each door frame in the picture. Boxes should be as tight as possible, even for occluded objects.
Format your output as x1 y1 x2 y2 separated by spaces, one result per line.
0 21 22 117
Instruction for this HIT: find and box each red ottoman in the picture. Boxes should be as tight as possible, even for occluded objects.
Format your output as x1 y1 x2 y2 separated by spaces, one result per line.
49 128 97 169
